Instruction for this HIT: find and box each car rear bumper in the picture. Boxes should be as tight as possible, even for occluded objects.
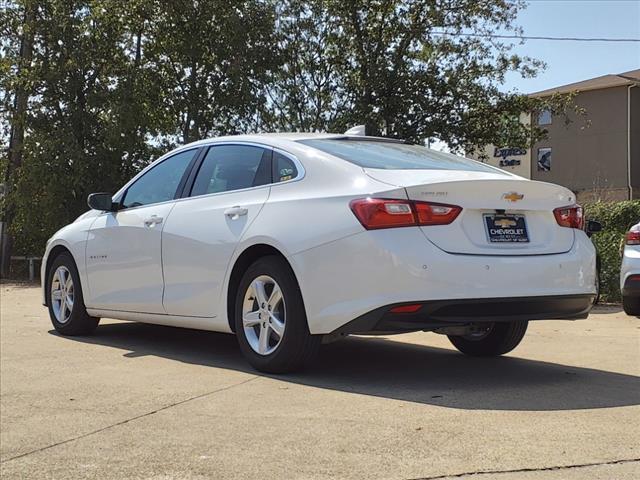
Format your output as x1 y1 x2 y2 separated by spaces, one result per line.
292 227 597 334
330 294 595 335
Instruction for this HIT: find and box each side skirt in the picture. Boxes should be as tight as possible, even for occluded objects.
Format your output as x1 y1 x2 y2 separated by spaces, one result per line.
86 308 233 333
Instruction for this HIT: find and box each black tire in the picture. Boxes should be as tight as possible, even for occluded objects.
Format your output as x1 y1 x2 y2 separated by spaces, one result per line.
622 296 640 316
46 252 99 335
448 320 528 356
234 256 320 373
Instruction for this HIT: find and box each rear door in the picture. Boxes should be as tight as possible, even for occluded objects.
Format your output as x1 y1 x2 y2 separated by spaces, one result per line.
86 148 198 312
161 144 272 317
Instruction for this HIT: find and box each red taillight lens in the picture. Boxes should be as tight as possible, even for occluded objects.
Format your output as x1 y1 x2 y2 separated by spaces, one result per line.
626 230 640 245
553 204 584 229
349 198 416 229
414 202 462 226
350 198 462 230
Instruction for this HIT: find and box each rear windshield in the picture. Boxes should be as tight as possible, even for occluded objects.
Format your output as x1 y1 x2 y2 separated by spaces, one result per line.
297 139 506 174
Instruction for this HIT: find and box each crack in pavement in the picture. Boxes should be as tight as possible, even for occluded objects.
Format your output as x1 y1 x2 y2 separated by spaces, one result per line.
0 375 259 464
407 457 640 479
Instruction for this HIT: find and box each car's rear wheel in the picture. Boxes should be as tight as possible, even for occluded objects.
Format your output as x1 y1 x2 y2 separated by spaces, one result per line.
447 320 528 356
234 256 321 373
622 296 640 316
46 252 99 335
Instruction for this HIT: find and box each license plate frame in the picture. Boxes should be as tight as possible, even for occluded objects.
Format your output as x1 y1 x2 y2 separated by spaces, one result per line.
483 214 530 243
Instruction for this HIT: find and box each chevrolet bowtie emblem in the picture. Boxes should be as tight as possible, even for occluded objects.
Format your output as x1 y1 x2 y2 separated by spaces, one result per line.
502 192 524 202
494 218 517 228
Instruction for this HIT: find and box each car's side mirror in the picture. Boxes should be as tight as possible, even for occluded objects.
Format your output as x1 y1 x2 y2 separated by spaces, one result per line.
87 193 116 212
586 220 603 236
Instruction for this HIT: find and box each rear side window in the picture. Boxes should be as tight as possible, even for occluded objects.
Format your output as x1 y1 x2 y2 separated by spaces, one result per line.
121 149 196 209
191 145 271 196
297 139 506 174
273 151 298 182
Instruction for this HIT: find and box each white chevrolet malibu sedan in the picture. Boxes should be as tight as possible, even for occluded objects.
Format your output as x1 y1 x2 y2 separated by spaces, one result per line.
42 133 597 372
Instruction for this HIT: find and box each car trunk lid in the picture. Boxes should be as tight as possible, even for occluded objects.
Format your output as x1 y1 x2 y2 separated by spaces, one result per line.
364 168 577 256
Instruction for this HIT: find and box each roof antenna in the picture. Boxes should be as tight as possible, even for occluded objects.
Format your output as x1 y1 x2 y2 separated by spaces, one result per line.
344 125 366 136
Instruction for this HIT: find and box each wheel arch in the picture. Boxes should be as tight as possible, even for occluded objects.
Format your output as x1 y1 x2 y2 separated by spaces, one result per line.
226 243 301 333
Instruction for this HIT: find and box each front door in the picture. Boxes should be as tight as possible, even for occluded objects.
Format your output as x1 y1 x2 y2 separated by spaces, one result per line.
86 203 175 313
85 148 198 313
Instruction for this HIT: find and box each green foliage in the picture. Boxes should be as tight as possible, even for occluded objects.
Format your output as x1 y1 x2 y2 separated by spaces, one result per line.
266 0 578 152
4 0 166 253
584 201 640 302
147 1 277 142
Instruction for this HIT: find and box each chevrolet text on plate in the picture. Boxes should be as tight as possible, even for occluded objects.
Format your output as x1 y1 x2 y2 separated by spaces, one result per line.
42 132 597 373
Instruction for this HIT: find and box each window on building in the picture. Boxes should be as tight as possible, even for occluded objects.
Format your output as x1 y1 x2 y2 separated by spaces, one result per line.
537 148 552 172
538 109 552 126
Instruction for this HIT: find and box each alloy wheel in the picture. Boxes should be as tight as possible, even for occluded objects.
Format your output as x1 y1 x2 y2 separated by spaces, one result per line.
242 275 286 355
51 266 74 324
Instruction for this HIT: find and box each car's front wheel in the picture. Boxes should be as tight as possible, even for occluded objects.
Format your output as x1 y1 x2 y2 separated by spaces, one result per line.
234 256 321 373
447 320 528 356
46 252 99 335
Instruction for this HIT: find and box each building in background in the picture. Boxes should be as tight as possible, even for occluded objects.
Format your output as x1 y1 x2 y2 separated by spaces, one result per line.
472 69 640 201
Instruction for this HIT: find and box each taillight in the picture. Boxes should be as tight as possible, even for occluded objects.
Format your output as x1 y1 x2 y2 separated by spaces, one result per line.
413 202 462 226
626 230 640 245
553 204 584 229
349 198 462 230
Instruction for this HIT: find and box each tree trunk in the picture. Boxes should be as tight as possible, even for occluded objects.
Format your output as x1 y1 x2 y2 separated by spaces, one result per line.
1 3 35 278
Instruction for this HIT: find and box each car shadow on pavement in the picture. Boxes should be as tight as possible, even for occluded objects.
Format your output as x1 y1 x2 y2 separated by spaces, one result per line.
591 305 624 315
50 321 640 412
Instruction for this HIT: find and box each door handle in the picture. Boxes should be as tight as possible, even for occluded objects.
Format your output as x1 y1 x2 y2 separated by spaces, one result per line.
224 206 248 219
143 215 163 227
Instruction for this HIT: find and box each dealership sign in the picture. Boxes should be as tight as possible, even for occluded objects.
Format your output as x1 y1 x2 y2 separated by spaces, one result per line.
493 147 527 167
494 147 526 158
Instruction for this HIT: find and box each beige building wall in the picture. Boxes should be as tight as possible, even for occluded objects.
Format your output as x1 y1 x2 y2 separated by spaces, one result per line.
531 86 632 200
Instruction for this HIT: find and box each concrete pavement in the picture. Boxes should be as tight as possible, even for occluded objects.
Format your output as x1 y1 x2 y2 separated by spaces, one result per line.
1 284 639 479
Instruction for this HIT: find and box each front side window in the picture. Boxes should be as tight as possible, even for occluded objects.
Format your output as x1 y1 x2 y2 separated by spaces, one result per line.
121 149 196 209
297 139 506 174
191 145 271 196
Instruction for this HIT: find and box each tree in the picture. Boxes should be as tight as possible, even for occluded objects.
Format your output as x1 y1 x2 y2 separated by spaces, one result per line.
146 0 278 143
265 0 575 153
1 0 35 275
1 0 168 260
263 1 347 132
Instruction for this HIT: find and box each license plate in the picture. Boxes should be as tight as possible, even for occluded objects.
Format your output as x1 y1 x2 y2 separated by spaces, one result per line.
484 214 529 243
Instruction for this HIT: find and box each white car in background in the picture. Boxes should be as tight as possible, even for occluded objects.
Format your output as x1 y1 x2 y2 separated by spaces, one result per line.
621 222 640 315
42 133 597 373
